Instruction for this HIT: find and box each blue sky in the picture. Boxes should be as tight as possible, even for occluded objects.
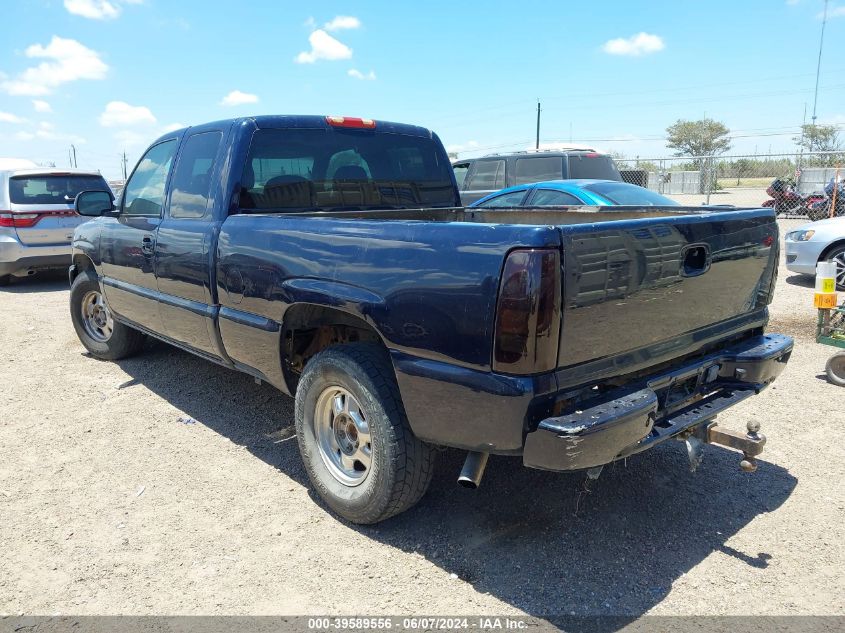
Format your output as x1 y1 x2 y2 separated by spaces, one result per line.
1 0 844 179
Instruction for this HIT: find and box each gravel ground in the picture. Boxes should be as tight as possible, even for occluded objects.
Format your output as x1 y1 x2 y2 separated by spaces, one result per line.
1 218 843 620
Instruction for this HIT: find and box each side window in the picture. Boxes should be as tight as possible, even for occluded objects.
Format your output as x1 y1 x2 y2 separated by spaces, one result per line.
513 157 563 185
169 132 223 219
452 162 470 189
476 189 527 208
464 160 505 191
122 140 177 216
530 189 584 206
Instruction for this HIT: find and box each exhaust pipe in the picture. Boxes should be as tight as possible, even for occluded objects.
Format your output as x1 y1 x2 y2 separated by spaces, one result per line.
457 451 489 489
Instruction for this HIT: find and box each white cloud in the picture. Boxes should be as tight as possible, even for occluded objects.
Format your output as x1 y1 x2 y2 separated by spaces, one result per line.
64 0 119 19
63 0 143 20
295 29 353 63
0 111 28 124
602 32 665 56
822 4 845 18
324 16 361 31
32 100 52 113
347 68 376 81
219 90 259 106
445 140 480 154
99 101 156 127
1 36 108 96
15 132 35 141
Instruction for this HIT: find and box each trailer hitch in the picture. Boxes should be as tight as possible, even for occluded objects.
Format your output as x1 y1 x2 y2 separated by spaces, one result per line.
707 420 766 472
688 419 766 472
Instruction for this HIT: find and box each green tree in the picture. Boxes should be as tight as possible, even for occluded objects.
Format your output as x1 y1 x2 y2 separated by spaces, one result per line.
666 118 731 194
732 158 755 185
794 124 842 153
665 118 732 160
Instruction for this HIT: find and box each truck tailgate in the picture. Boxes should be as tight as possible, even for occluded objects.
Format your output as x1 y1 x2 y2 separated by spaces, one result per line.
557 210 777 368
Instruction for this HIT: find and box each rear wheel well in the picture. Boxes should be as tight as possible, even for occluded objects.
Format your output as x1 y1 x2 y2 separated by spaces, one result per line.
282 304 386 393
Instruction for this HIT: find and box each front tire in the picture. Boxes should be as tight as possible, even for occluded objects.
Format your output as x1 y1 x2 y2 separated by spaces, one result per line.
69 269 146 360
294 343 435 524
822 245 845 291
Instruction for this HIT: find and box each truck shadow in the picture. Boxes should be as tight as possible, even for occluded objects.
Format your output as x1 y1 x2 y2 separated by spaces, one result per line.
114 340 797 625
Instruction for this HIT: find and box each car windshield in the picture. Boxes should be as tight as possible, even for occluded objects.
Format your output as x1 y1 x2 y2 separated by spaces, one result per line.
9 175 110 205
583 181 679 206
239 128 458 211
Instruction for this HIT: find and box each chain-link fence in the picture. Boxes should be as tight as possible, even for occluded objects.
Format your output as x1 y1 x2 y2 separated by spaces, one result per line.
617 151 845 215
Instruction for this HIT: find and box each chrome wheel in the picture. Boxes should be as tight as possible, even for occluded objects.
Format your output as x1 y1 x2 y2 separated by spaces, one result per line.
80 290 114 342
314 386 372 486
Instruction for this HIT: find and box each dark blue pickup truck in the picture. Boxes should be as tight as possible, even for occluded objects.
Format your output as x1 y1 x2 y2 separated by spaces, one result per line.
69 115 792 523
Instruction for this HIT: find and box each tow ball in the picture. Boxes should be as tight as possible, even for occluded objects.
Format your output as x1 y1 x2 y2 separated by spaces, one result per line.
683 420 766 472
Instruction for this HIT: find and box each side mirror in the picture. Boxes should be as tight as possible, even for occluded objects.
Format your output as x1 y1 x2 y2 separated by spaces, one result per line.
75 190 115 217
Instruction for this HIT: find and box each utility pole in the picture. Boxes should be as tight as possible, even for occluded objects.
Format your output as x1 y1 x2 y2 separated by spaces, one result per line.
811 0 829 149
535 100 541 150
70 144 77 168
121 151 128 180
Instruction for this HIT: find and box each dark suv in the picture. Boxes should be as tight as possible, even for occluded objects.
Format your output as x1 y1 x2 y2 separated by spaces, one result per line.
452 149 622 205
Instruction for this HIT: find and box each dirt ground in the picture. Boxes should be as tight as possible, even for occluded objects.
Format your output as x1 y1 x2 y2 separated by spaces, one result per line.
1 218 843 620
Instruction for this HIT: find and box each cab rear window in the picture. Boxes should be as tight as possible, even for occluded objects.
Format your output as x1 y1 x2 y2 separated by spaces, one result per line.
9 175 110 205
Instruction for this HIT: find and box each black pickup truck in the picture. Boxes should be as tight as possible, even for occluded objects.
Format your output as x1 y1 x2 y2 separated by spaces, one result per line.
70 115 792 523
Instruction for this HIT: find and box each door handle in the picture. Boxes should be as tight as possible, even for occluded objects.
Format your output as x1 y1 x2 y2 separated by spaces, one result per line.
141 235 154 255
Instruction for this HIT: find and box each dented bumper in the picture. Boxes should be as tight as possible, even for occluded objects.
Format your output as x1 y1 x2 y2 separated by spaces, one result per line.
522 333 793 472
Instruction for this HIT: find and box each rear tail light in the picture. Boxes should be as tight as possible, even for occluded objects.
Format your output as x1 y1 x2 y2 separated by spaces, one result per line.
493 248 561 374
0 210 76 228
325 116 376 129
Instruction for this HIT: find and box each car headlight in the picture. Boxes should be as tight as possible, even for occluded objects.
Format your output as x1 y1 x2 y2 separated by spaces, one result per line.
786 230 815 242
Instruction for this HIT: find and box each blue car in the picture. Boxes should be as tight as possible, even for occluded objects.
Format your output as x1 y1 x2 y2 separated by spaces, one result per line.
469 179 679 208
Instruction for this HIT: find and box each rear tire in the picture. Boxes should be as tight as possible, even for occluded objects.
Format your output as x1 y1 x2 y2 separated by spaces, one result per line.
826 352 845 387
294 343 435 524
69 269 146 360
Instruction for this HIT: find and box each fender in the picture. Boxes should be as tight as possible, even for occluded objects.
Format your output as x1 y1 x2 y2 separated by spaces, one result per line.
279 278 387 332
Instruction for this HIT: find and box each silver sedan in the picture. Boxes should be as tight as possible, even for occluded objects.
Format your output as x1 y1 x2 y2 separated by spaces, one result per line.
785 217 845 290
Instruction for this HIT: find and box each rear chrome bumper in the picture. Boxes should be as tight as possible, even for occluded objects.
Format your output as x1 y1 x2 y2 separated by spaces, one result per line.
522 333 793 471
0 236 72 277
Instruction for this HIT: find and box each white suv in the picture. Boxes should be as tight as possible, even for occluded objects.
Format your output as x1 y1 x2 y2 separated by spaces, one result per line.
0 169 112 285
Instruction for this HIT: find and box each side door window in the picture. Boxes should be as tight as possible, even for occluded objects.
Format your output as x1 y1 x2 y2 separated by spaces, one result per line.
169 131 224 219
528 189 585 206
513 157 563 185
476 189 528 208
122 140 177 216
464 160 505 191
